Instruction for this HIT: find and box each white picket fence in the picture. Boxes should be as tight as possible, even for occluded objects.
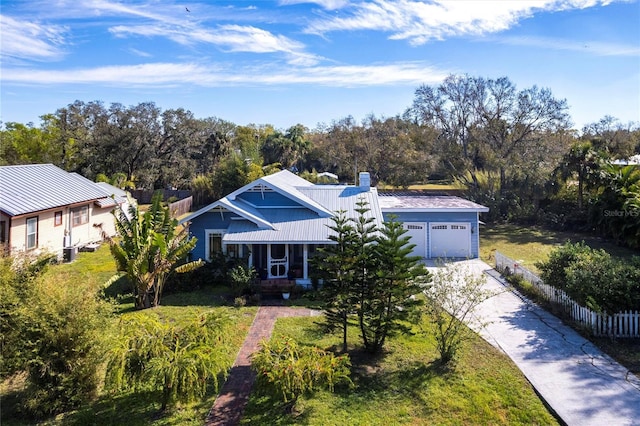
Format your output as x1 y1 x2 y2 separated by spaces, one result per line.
494 251 640 338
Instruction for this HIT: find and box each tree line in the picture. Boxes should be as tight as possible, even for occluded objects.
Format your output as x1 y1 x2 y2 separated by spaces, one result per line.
2 74 639 247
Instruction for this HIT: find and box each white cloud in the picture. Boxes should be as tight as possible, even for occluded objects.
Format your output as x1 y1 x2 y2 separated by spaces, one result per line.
127 47 153 58
1 61 448 87
110 23 323 66
304 0 626 44
279 0 350 10
0 15 68 61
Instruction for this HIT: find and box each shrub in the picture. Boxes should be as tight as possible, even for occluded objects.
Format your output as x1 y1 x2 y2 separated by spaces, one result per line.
0 253 113 418
228 265 257 297
422 263 494 365
535 241 592 291
564 253 640 312
251 336 352 410
105 310 232 411
537 242 640 312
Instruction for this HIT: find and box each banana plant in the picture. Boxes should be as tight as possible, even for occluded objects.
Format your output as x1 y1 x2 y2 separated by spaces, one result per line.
104 192 202 309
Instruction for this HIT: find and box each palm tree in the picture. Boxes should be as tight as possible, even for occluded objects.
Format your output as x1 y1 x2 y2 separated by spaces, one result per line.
556 140 603 209
104 193 202 309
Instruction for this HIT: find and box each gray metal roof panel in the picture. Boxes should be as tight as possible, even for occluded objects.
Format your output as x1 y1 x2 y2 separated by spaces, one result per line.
95 182 130 205
378 194 489 212
0 164 113 216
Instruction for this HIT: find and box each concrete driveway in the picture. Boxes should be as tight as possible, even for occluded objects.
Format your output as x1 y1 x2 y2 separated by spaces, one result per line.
427 259 640 426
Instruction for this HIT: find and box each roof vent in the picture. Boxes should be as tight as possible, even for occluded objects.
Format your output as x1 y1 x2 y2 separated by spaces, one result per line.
359 172 371 190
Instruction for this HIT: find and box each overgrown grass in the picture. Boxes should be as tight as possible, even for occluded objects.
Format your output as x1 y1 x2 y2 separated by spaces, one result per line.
1 300 257 426
242 316 559 425
480 223 640 272
1 245 258 425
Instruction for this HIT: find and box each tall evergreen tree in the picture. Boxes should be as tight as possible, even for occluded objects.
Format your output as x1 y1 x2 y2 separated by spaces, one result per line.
350 198 381 352
313 211 357 352
361 217 431 353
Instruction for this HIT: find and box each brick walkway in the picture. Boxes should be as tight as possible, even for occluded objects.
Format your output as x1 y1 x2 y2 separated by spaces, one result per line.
204 304 321 426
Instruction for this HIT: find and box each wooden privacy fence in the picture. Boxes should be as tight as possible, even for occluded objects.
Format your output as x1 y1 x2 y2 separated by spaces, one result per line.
494 251 639 338
131 189 191 204
168 196 192 219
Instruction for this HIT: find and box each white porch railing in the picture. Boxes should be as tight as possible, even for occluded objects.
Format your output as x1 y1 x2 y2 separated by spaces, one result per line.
494 251 640 338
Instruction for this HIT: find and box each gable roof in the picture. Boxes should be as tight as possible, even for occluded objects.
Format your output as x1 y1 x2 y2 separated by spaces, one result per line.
221 185 381 244
180 170 382 243
181 170 334 226
227 170 334 217
95 182 131 205
0 164 115 217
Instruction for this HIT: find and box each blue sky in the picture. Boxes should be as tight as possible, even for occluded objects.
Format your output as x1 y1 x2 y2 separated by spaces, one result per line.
1 0 639 131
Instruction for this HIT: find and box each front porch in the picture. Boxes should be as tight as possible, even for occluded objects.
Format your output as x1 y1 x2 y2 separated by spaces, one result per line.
245 242 320 289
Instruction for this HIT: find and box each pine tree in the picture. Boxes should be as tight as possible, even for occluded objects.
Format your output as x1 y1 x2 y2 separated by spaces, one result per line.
313 210 357 352
361 217 431 353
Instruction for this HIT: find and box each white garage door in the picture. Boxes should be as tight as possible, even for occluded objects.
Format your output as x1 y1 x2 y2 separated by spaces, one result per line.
430 223 471 258
403 223 427 258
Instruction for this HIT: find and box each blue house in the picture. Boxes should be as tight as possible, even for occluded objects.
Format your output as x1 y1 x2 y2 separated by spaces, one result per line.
181 170 488 287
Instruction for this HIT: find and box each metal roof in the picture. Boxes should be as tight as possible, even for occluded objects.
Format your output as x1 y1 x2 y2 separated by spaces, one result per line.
222 185 382 244
227 170 334 217
378 194 489 212
182 170 487 245
0 164 115 216
95 182 131 205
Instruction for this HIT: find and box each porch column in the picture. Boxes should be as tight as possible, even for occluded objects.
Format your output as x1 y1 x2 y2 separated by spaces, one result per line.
267 244 271 278
247 244 253 269
303 244 308 280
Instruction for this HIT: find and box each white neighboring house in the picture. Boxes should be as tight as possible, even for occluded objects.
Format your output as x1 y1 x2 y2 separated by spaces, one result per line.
612 154 640 166
0 164 125 260
95 181 137 220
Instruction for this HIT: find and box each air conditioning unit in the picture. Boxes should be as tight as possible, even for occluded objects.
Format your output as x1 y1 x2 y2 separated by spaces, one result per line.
63 246 77 262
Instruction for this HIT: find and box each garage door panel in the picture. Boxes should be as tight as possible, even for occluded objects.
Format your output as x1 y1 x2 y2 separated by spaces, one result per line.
430 222 471 258
403 222 426 258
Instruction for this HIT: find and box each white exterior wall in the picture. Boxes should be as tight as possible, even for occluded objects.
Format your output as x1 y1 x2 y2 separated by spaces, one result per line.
4 203 117 258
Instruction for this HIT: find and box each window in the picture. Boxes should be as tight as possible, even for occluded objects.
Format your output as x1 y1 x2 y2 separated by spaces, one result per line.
26 217 38 250
226 243 239 258
54 211 63 226
271 244 286 259
0 221 6 243
206 230 241 261
208 232 223 260
72 206 89 227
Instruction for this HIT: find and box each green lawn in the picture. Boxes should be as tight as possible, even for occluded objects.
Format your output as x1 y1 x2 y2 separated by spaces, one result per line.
480 223 640 272
1 296 257 426
58 302 257 426
46 244 118 289
241 317 559 426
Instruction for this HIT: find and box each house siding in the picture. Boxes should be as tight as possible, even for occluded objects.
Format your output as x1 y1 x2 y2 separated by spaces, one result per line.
3 203 117 258
187 210 239 260
237 191 300 207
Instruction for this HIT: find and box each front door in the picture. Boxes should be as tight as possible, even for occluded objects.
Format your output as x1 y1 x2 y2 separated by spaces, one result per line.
268 244 288 278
